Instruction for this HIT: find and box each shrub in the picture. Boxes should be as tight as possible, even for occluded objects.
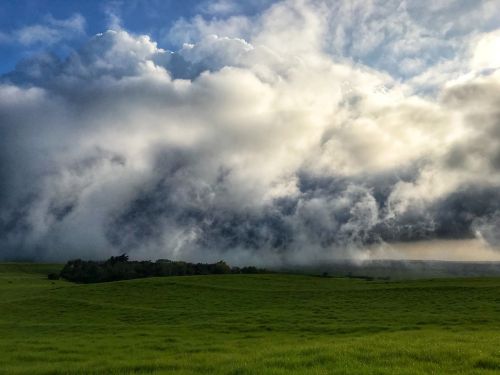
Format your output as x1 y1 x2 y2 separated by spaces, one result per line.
47 273 60 280
59 255 268 283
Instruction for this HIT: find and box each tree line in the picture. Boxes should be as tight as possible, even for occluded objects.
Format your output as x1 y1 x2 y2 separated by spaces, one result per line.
51 254 267 283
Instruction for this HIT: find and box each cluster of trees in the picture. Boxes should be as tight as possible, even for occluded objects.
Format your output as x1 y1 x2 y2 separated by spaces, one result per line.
56 254 267 283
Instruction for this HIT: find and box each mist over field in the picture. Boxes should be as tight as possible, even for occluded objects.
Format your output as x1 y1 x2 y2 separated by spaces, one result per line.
1 0 500 265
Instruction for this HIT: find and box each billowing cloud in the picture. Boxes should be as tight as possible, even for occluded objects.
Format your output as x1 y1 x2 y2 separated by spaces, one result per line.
1 0 500 264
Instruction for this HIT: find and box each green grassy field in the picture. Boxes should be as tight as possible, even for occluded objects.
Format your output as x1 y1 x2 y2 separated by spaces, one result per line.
1 263 500 374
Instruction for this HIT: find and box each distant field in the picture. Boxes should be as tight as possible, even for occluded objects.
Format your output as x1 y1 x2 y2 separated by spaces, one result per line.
1 263 500 374
286 259 500 279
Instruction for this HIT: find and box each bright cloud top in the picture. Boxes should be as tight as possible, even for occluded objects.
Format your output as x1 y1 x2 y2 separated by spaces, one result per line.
1 0 500 264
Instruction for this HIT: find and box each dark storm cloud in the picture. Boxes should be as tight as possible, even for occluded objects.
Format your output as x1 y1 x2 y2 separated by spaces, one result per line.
1 0 500 263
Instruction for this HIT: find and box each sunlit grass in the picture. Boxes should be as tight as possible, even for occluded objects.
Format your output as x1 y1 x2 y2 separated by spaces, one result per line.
1 263 500 374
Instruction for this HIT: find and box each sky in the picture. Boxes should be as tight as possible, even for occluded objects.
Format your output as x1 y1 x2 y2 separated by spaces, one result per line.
0 0 271 73
1 0 500 264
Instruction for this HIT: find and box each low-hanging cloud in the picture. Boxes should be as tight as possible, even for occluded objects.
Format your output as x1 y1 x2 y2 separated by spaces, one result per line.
1 0 500 264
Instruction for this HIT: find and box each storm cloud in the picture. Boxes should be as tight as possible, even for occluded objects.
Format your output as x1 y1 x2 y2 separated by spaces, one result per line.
1 0 500 264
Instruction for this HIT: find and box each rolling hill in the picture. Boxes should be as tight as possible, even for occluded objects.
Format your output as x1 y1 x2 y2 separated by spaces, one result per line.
1 263 500 374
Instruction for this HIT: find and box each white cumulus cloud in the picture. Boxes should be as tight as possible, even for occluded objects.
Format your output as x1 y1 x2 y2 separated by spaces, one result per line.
1 0 500 264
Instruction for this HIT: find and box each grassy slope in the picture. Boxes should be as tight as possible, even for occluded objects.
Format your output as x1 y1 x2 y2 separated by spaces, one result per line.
1 264 500 374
